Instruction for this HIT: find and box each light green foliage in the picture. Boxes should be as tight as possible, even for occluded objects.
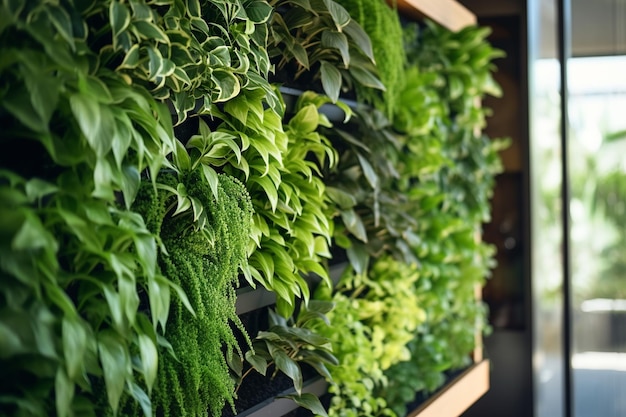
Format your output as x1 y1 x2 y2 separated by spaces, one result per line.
237 301 338 416
131 169 253 417
190 91 339 316
269 0 384 102
331 0 406 115
313 256 427 417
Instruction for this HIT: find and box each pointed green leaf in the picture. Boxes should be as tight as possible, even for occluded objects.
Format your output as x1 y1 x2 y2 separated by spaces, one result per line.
349 66 385 90
245 350 268 375
137 334 158 393
269 345 302 394
320 61 342 103
321 31 349 66
55 368 74 417
98 331 130 415
281 393 328 417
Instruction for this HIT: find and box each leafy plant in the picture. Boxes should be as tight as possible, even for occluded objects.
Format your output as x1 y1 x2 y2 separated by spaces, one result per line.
130 168 253 417
234 300 338 416
0 1 193 415
190 91 342 316
95 0 279 124
269 0 384 102
312 256 427 417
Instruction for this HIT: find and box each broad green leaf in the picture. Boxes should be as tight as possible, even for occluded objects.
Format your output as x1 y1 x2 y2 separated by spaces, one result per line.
245 350 268 375
2 87 48 133
134 234 157 279
201 165 220 201
269 345 302 394
118 275 139 327
110 1 131 49
98 331 130 415
349 66 386 91
212 70 241 102
346 242 369 276
55 368 74 417
325 186 356 209
187 0 202 17
146 46 164 81
321 31 349 67
244 0 273 23
11 212 56 251
128 381 152 417
70 94 114 158
22 65 60 128
147 277 170 331
103 285 124 331
322 0 350 30
24 178 58 202
289 43 309 69
121 165 140 208
133 21 169 44
47 4 75 50
62 317 87 379
340 209 367 243
226 351 243 377
289 104 318 133
173 139 191 171
137 334 158 393
251 175 278 212
356 153 379 190
118 44 140 69
280 393 328 417
0 321 23 357
320 60 341 103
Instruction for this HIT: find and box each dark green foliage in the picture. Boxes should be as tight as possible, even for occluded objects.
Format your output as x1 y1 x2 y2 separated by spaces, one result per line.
269 0 384 102
236 301 338 417
332 0 406 115
132 170 253 417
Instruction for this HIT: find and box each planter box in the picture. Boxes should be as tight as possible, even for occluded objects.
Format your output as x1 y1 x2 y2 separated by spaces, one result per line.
407 360 490 417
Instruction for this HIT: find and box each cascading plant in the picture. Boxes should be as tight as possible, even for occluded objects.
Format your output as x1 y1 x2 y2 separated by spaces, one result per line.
129 165 254 417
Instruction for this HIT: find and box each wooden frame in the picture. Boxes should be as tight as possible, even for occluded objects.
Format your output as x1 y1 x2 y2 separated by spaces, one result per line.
394 0 476 31
408 360 490 417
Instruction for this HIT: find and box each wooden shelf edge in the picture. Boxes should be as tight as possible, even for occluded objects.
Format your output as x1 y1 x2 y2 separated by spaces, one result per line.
393 0 477 31
407 359 490 417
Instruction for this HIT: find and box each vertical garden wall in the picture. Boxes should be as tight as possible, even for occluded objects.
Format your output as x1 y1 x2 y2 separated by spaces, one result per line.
0 0 505 416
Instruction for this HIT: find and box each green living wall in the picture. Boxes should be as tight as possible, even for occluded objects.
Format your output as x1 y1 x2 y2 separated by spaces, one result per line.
0 0 504 416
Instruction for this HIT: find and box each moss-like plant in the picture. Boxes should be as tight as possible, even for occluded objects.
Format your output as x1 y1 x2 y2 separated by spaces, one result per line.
331 0 406 115
131 168 253 417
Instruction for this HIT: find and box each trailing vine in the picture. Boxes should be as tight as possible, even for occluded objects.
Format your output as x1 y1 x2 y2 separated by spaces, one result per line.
131 169 253 417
